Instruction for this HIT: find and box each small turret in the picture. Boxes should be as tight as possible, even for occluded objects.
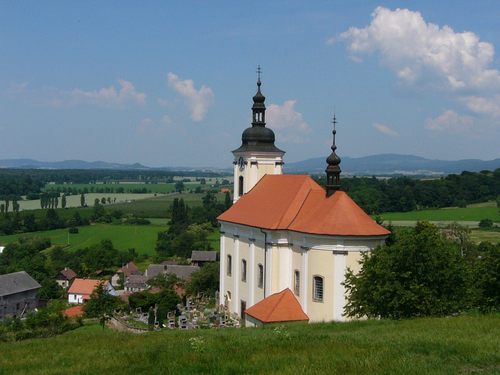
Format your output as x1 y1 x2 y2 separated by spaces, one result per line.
325 114 341 197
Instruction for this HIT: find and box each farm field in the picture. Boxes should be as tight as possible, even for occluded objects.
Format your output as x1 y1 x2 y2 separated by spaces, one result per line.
0 224 166 255
0 314 498 374
470 229 500 244
44 182 209 194
13 193 157 212
109 192 227 218
381 200 500 223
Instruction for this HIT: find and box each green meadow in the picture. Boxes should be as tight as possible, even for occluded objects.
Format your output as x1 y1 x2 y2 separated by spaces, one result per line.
0 314 498 374
381 200 500 223
109 192 227 218
0 224 165 255
44 182 207 194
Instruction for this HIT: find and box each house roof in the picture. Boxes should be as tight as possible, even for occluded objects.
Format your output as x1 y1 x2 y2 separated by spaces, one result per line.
118 261 140 277
218 175 390 237
145 264 167 280
58 267 77 281
0 271 41 297
67 278 104 296
165 265 200 280
64 305 84 318
191 250 217 262
125 274 148 288
244 288 309 323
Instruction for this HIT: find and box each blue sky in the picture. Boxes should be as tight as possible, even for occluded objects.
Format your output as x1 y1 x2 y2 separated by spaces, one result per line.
0 1 499 167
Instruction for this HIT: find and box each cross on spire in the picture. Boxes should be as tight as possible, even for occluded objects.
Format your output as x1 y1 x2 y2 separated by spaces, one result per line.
256 65 262 83
325 112 341 197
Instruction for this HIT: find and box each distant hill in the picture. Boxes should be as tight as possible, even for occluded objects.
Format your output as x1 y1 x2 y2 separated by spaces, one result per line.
1 154 499 175
285 154 500 175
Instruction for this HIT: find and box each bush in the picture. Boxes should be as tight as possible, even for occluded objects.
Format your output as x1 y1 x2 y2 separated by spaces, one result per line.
479 219 494 228
68 227 79 234
344 222 468 319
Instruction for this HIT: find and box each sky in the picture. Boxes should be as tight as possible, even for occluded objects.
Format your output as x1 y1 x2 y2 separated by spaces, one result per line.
0 1 499 167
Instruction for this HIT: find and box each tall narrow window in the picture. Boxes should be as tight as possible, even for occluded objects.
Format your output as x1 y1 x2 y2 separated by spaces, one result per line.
241 259 247 282
313 276 324 302
238 176 244 197
258 264 264 288
227 255 232 276
294 270 300 296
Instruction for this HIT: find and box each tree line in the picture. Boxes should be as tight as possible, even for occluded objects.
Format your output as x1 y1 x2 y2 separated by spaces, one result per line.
316 168 500 214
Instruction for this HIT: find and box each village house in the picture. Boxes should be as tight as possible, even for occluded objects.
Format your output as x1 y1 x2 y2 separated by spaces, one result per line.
124 274 149 293
67 278 115 304
217 75 389 323
145 263 200 282
0 271 41 319
56 267 77 289
190 250 217 267
111 261 141 288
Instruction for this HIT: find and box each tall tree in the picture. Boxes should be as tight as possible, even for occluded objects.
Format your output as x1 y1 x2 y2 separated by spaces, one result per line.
80 193 86 207
61 194 67 209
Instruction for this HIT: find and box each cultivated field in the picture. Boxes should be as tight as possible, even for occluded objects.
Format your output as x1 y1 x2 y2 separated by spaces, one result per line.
44 182 209 194
0 224 165 255
109 193 227 218
0 314 498 374
13 193 157 212
381 200 500 223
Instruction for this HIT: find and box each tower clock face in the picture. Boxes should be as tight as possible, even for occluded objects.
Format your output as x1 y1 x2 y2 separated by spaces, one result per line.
238 157 245 171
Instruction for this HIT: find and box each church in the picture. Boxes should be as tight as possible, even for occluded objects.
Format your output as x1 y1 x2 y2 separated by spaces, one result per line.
217 73 390 324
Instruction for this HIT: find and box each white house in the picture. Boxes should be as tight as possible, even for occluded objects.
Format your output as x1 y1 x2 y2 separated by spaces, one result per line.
67 278 115 304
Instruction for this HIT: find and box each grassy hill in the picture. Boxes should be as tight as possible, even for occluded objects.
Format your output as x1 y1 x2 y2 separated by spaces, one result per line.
0 314 498 374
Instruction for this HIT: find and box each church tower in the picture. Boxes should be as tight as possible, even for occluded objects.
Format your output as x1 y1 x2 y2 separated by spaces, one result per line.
232 67 285 203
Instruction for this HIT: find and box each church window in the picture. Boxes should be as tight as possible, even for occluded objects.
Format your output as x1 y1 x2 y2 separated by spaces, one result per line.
238 176 244 196
294 270 300 296
313 276 324 302
241 259 247 282
227 255 232 276
258 264 264 288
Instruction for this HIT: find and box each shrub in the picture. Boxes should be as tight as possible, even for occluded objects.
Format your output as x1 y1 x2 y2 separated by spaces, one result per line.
479 219 494 228
68 227 79 234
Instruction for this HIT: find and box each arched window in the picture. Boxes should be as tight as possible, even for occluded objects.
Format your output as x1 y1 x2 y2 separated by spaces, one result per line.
238 176 244 196
258 264 264 288
313 275 324 302
227 255 232 276
241 259 247 282
294 270 300 296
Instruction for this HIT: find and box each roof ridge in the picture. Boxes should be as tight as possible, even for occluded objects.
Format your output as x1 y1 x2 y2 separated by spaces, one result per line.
264 289 287 321
275 177 315 228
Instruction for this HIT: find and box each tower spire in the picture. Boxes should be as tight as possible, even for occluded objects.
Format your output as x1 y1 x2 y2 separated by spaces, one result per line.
252 65 266 126
325 113 341 197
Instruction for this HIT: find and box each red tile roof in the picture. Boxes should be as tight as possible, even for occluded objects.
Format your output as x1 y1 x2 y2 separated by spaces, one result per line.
59 267 77 281
244 288 309 323
218 175 390 237
118 261 140 277
67 278 105 298
64 305 84 318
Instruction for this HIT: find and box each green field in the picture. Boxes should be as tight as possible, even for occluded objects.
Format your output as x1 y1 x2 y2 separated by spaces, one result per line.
13 193 157 212
109 192 227 218
470 229 500 244
0 224 166 255
44 182 208 194
381 201 500 223
0 314 498 374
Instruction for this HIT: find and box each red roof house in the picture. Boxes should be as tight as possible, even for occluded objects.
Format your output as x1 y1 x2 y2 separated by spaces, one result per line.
67 278 107 304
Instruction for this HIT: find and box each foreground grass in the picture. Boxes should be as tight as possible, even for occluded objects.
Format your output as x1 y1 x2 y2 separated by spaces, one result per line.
0 224 165 255
381 201 500 223
0 314 498 374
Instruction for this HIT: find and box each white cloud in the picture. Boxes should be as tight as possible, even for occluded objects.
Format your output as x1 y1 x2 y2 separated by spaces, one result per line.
266 100 310 142
71 79 146 106
460 95 500 118
373 122 399 137
167 72 214 121
425 110 474 131
340 7 500 90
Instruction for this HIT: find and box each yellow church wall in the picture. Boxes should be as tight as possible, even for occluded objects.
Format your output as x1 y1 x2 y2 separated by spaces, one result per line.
307 249 334 322
238 239 250 308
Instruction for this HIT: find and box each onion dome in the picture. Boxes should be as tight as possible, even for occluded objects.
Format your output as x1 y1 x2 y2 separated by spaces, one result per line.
233 66 284 154
326 114 341 196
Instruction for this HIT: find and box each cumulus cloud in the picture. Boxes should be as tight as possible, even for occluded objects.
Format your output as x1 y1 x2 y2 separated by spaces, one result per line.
340 7 500 90
460 95 500 118
425 110 474 131
167 72 214 121
373 122 399 137
71 79 146 106
266 100 310 142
